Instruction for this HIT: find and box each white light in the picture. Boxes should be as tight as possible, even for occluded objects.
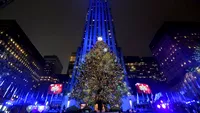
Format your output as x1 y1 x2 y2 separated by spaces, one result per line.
129 99 132 108
67 100 70 108
35 101 38 105
46 101 49 105
103 48 108 52
2 106 7 111
161 104 166 109
38 106 45 112
97 36 103 41
0 105 2 109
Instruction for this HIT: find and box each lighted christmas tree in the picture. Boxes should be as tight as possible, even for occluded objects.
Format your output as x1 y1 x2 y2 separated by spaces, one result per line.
70 38 128 109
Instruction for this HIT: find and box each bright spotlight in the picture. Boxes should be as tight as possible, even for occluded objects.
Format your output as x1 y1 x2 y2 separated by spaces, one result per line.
161 104 166 109
157 104 161 109
97 36 103 41
38 106 45 112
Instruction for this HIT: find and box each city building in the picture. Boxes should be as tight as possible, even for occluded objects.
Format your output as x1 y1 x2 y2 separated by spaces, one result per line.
124 56 166 93
0 20 45 101
44 55 63 76
0 0 14 8
37 55 64 98
149 22 200 88
64 0 129 110
66 52 76 78
68 0 124 92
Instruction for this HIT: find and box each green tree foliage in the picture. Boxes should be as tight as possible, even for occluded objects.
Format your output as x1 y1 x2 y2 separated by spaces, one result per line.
70 40 128 107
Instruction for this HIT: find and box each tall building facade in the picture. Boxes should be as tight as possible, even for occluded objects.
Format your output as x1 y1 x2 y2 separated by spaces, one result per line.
80 0 118 57
69 0 124 91
124 56 166 93
0 20 44 101
149 22 200 87
44 55 63 76
38 55 63 99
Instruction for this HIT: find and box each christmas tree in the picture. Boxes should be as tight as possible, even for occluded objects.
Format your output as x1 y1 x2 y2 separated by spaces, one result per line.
70 38 128 109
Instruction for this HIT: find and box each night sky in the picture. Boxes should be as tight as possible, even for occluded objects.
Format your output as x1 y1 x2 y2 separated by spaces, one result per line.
1 0 200 73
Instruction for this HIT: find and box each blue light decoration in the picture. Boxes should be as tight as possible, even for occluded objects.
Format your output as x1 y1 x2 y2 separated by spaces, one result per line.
34 101 38 105
5 101 13 106
0 80 5 86
45 101 48 106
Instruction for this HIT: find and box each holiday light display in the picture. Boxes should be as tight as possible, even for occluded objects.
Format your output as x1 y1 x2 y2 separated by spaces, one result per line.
70 40 128 108
48 84 63 94
135 83 151 94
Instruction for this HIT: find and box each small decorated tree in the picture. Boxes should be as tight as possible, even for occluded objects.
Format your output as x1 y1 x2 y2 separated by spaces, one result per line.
70 38 128 111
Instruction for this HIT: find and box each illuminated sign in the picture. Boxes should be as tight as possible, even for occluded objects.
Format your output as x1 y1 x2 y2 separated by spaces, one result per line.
135 83 151 94
48 84 63 94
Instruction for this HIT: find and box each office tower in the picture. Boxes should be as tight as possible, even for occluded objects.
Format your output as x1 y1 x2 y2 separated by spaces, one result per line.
68 0 124 91
124 56 166 93
66 52 76 78
0 20 44 99
44 55 63 76
149 22 200 87
38 55 63 97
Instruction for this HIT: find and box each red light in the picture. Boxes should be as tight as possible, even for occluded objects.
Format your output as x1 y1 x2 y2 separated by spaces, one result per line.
135 83 151 94
48 84 63 94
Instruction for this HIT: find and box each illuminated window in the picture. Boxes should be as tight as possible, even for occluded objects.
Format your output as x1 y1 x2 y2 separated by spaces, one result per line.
70 56 76 62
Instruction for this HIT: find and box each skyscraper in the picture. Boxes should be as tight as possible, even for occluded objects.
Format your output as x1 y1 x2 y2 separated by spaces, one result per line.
0 20 44 100
78 0 119 59
44 55 63 76
149 22 200 87
124 56 166 93
68 0 124 91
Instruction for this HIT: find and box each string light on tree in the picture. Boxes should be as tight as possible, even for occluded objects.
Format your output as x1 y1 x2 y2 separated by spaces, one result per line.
70 40 128 109
103 48 108 52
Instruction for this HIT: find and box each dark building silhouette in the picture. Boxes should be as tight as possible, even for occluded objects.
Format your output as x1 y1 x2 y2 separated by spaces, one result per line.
124 56 166 93
0 0 14 8
44 55 63 76
149 22 200 88
0 20 44 99
38 55 63 97
66 52 76 78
